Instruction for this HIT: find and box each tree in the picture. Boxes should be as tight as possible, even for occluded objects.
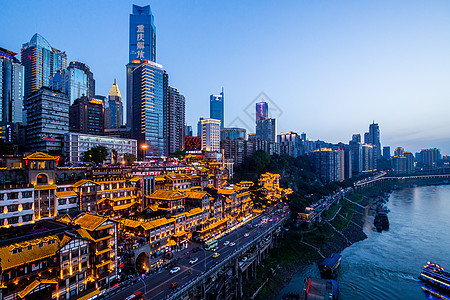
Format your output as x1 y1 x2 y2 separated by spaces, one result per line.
123 153 136 166
0 140 16 156
83 146 108 164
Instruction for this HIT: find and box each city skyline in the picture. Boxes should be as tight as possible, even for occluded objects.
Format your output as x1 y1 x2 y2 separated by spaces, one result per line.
3 1 450 153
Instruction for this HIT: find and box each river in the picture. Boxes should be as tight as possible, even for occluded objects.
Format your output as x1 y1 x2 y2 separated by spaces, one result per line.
276 185 450 300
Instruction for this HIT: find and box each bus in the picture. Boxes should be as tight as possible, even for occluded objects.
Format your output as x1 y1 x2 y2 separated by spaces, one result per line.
123 291 144 300
204 239 218 250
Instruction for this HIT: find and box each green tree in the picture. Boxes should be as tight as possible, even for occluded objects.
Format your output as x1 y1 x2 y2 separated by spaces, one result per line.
123 153 136 166
83 146 108 164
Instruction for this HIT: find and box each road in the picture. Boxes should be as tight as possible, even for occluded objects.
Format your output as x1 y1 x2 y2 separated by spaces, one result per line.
109 208 289 300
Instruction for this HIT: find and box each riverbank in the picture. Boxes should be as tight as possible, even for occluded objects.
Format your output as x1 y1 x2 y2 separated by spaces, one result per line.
242 192 373 299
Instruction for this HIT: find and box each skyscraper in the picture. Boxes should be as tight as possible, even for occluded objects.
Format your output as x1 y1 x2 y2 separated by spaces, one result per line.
368 121 381 159
21 33 67 99
51 61 94 105
26 87 69 153
131 61 168 157
255 101 268 123
129 4 156 63
105 80 123 129
0 47 24 125
210 88 224 129
197 117 204 137
383 146 391 160
201 118 221 152
167 86 185 154
256 118 277 143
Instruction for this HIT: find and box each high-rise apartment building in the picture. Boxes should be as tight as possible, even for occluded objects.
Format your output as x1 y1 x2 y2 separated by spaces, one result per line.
210 88 224 129
69 96 104 135
21 33 67 99
383 146 391 160
167 86 185 154
51 61 95 104
394 147 404 157
277 131 302 158
26 87 69 153
201 118 221 152
349 139 362 176
131 61 168 157
362 144 375 171
256 118 276 143
129 4 156 63
105 80 123 129
256 101 268 123
420 148 440 168
312 148 339 183
0 47 24 131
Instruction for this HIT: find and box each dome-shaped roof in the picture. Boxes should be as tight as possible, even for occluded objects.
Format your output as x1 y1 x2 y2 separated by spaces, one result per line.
29 33 52 51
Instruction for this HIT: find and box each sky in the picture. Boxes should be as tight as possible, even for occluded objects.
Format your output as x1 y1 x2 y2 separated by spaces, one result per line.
2 0 450 154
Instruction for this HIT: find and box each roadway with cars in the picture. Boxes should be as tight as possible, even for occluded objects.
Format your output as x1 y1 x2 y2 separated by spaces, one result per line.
109 207 289 300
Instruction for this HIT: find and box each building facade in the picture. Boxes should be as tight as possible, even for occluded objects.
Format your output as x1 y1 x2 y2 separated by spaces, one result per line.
255 101 268 123
129 4 156 63
26 88 69 153
64 132 138 163
105 80 123 129
311 148 339 183
69 96 104 136
131 61 167 157
256 117 276 143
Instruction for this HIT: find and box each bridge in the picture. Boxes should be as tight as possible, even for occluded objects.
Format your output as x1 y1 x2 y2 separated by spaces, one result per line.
167 214 289 300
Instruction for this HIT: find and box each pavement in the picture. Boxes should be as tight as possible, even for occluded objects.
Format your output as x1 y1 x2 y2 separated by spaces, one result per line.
106 208 289 300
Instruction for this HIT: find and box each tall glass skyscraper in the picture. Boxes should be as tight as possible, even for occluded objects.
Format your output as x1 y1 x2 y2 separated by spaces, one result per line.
51 62 94 105
21 33 67 99
210 88 224 129
0 47 24 124
255 101 268 123
131 61 168 157
106 80 123 129
129 4 156 63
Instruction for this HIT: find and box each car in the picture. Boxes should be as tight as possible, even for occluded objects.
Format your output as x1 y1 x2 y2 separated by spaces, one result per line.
241 257 248 262
212 252 220 258
170 267 181 274
189 257 199 264
170 282 178 289
244 233 249 238
229 242 236 247
223 241 230 246
212 247 219 252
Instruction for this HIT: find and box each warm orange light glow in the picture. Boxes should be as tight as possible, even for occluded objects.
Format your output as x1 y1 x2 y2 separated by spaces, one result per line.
141 144 148 149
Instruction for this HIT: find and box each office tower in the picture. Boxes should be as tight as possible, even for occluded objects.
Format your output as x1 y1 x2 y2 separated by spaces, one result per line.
364 132 369 144
0 47 24 129
69 96 104 135
210 88 224 129
256 101 268 123
51 61 95 105
301 132 307 141
131 61 167 157
105 80 123 129
129 4 156 63
352 134 361 143
394 147 404 157
167 86 185 154
256 118 276 143
420 148 440 168
197 117 204 137
312 148 339 183
21 33 66 98
221 138 245 165
368 121 381 159
201 118 221 152
185 125 193 137
362 144 375 171
26 87 69 153
220 128 246 140
383 146 391 160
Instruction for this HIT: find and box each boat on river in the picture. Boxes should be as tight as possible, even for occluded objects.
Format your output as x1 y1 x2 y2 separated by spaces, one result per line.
419 262 450 292
319 253 341 278
300 277 338 300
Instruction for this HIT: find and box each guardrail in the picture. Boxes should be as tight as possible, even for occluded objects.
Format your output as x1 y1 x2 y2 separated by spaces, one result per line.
167 213 290 299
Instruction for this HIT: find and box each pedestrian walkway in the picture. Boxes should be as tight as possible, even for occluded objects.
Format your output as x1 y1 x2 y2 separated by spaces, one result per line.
343 197 366 209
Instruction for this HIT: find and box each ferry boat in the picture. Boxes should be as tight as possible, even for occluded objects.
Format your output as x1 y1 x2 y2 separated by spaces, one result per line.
319 253 341 278
300 277 339 300
419 262 450 292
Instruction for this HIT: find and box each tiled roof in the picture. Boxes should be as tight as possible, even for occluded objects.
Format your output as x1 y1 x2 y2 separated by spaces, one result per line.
71 180 98 188
141 217 175 230
218 189 235 195
187 207 203 216
185 191 208 199
34 184 57 191
147 190 185 201
73 213 109 231
24 152 59 160
120 219 142 228
112 202 136 211
55 191 77 198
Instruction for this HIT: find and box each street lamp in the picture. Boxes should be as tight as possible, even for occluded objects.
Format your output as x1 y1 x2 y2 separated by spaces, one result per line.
141 144 148 161
138 276 147 295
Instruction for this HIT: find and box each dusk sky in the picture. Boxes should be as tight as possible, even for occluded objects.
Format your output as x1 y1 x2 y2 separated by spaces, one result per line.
2 0 450 154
